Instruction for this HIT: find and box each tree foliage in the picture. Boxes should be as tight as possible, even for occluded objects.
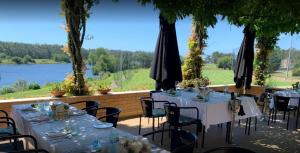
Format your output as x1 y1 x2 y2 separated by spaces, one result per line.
182 20 206 80
61 0 97 95
254 35 278 86
217 56 233 70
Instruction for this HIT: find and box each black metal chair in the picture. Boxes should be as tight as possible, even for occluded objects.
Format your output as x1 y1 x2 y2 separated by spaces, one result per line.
203 146 256 153
0 135 39 152
142 129 198 153
162 103 202 147
0 110 18 136
95 107 121 128
138 97 169 136
268 95 297 130
163 103 201 134
69 101 99 117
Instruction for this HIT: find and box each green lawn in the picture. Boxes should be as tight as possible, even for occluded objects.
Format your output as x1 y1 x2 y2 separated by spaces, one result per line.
1 64 299 100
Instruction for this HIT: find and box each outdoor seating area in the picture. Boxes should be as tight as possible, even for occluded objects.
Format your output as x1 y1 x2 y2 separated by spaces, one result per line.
1 0 300 153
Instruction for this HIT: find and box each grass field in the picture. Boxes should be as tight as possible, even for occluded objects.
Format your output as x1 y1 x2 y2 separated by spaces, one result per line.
1 64 299 100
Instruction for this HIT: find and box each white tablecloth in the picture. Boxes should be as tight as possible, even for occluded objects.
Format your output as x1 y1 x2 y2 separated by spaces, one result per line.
152 91 262 131
269 90 300 109
11 104 167 153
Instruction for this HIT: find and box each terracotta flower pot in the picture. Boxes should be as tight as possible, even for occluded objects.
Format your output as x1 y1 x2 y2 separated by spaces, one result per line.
98 89 111 95
51 90 66 97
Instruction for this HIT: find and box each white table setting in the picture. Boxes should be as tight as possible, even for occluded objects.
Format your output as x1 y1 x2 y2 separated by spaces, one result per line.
152 89 262 131
11 101 168 153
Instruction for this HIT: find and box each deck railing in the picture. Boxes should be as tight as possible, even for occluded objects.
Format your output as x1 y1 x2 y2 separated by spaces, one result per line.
0 85 265 119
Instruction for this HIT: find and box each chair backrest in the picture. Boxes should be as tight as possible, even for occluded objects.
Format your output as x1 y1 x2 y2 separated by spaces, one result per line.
171 130 197 153
85 101 100 117
142 129 197 153
105 107 121 128
274 96 290 111
140 97 154 117
164 104 180 127
203 146 256 153
10 149 50 153
0 135 38 152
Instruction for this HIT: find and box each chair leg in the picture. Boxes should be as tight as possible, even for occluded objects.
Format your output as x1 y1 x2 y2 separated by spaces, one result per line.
138 115 142 135
287 111 290 130
201 125 205 148
238 120 241 126
245 118 248 134
158 117 160 128
161 123 165 145
268 109 272 126
148 118 150 124
248 118 251 135
283 111 286 120
255 117 257 131
152 117 155 140
274 109 277 123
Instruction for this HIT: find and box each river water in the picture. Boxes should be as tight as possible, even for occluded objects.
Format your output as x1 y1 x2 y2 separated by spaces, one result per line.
0 64 96 87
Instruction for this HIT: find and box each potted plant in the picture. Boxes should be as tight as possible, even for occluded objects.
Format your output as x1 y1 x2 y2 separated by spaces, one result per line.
50 83 66 97
96 83 111 95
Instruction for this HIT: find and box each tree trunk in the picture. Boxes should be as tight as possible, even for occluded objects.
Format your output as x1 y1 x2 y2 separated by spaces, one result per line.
63 0 86 95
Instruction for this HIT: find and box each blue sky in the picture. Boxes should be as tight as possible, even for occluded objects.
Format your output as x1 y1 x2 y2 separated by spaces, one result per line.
0 0 299 56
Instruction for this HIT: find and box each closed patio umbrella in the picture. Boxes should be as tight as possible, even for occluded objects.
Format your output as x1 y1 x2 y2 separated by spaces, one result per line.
234 25 256 90
150 14 182 90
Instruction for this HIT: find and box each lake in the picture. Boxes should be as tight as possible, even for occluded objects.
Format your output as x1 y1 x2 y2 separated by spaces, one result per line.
0 64 96 87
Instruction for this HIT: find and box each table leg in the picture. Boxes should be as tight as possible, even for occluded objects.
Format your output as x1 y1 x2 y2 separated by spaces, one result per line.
296 101 300 129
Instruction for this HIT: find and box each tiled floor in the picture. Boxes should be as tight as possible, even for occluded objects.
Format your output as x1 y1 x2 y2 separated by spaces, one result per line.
118 113 300 153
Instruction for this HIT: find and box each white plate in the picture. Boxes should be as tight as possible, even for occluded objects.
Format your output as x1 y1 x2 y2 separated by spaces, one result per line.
93 123 113 129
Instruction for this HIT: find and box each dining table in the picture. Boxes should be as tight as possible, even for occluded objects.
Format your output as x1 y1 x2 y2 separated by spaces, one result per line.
152 89 262 132
269 89 300 128
11 102 168 153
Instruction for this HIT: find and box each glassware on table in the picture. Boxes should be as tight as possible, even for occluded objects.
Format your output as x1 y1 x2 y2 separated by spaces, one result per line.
224 85 229 94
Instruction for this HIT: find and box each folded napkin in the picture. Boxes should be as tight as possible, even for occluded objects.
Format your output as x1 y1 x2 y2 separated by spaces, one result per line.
69 110 86 116
18 105 36 111
28 116 50 122
46 131 67 138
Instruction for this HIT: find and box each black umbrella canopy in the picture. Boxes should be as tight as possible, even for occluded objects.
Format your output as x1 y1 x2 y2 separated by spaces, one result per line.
234 25 256 89
150 14 182 90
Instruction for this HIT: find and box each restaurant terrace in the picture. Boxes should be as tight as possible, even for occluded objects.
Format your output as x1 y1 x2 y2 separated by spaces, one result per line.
0 0 300 153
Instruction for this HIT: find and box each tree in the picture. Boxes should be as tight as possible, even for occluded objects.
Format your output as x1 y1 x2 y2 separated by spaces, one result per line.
217 56 233 70
61 0 97 95
22 55 35 64
88 48 117 74
11 57 22 64
182 19 207 80
254 35 278 86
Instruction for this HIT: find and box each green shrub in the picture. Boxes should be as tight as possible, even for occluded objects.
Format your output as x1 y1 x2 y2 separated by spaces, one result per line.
292 68 300 76
28 82 41 90
0 87 15 94
13 80 28 91
11 57 23 64
22 55 35 64
217 56 233 70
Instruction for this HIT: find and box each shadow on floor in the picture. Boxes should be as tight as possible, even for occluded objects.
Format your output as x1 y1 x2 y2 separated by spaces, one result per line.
117 113 300 153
